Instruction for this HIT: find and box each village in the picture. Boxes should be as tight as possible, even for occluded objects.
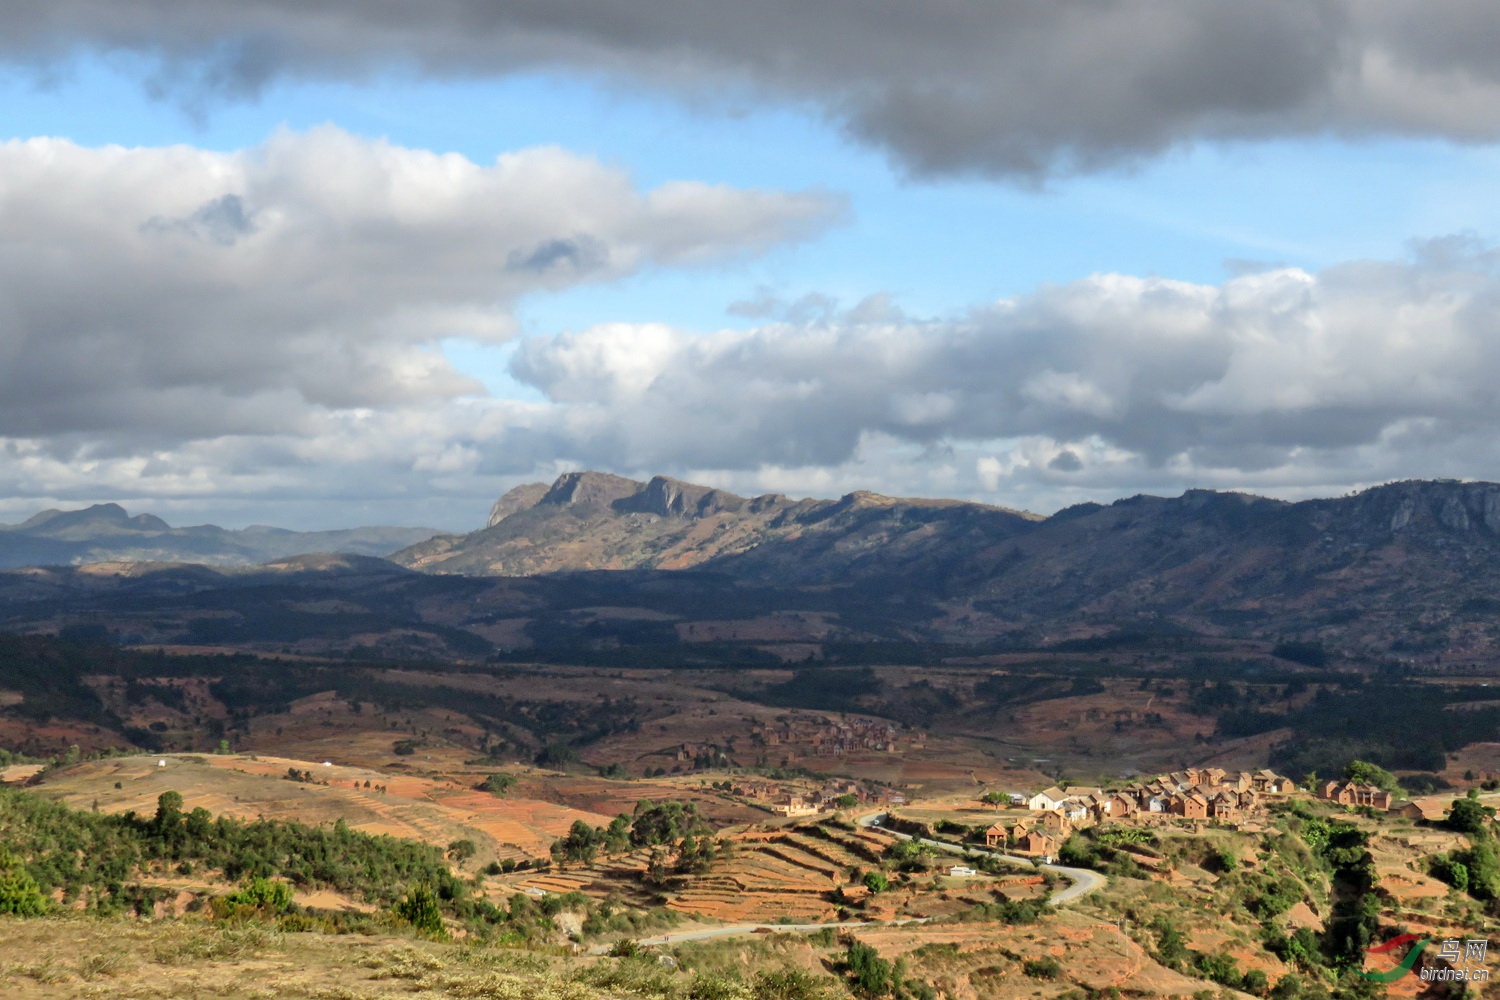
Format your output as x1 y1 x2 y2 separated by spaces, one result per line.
746 713 927 756
981 766 1425 859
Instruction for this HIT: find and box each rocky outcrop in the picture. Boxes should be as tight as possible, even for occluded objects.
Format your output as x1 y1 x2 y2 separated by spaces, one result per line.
486 482 549 528
392 471 1040 583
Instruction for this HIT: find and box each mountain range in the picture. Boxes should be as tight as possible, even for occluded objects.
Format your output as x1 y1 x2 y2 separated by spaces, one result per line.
0 503 440 569
3 473 1500 662
389 471 1500 659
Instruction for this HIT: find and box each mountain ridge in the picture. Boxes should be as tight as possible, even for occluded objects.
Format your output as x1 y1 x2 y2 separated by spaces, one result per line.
388 472 1500 658
0 503 442 569
393 471 1043 581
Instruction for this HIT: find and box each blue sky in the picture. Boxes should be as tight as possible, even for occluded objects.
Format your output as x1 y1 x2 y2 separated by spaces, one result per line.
13 55 1499 323
6 7 1500 528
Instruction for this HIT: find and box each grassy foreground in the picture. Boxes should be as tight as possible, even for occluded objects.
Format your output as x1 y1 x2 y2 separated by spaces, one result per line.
0 916 843 1000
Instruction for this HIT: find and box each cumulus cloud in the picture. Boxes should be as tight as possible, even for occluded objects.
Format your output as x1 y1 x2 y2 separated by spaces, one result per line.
0 126 838 443
492 238 1500 507
10 238 1500 523
10 2 1500 176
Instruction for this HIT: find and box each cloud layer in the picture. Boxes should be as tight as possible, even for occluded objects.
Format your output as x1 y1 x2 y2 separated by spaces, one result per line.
11 2 1500 176
6 208 1500 521
497 239 1500 507
0 126 836 444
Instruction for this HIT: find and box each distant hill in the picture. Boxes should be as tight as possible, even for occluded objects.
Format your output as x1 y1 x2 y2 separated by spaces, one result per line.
0 503 441 569
391 471 1043 588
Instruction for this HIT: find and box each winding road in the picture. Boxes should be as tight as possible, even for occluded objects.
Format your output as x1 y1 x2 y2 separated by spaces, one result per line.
854 812 1107 905
587 811 1105 954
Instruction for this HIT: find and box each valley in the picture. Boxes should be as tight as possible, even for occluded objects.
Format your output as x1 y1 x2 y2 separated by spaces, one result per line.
2 475 1500 998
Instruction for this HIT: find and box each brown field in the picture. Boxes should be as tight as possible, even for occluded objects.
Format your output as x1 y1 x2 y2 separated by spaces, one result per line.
25 753 616 862
22 748 777 865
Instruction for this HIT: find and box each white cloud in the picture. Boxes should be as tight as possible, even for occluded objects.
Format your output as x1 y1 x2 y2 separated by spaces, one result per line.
0 126 838 444
485 239 1500 511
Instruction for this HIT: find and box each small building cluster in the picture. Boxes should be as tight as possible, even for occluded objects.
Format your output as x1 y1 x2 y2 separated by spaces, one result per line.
722 776 886 816
988 767 1296 855
750 714 926 756
1317 779 1422 817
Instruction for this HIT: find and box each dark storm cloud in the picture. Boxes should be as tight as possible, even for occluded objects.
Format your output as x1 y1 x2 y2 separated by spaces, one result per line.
8 2 1500 176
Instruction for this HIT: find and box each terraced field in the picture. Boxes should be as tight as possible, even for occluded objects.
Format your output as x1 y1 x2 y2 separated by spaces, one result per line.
510 820 1028 925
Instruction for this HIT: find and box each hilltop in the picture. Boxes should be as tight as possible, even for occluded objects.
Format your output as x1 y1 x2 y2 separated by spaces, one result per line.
0 503 441 568
393 471 1042 589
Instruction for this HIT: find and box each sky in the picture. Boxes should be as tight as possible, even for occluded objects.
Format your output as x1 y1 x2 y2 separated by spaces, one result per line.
6 3 1500 529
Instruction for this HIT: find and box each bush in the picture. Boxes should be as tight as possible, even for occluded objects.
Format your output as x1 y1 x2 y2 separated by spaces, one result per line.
222 876 293 914
0 850 47 916
753 967 838 1000
1023 956 1064 980
845 941 895 998
477 773 515 796
393 885 446 937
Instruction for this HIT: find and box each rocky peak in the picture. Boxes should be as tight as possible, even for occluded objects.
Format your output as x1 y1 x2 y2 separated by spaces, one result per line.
615 476 746 519
538 471 645 512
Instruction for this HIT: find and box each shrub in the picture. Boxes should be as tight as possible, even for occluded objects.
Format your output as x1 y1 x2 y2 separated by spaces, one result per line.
845 941 895 998
477 774 514 796
222 877 293 914
1023 956 1064 980
0 849 47 916
393 885 446 937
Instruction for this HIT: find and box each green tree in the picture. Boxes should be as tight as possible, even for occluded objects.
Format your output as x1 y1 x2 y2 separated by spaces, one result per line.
393 885 445 937
224 876 293 913
0 849 47 916
1447 797 1495 835
862 871 889 894
154 790 184 831
446 839 476 863
552 820 601 865
1344 760 1400 792
478 773 515 796
845 941 894 998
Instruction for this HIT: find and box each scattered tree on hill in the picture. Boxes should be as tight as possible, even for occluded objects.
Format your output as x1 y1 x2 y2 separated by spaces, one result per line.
534 743 577 768
1447 796 1495 836
551 820 602 866
477 773 514 797
1343 760 1399 793
393 885 445 937
843 940 896 998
